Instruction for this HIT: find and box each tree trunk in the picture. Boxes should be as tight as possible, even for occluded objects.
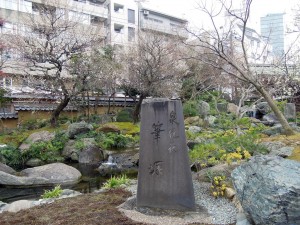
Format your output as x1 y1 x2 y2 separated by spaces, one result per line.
256 85 295 135
50 96 71 127
133 93 145 123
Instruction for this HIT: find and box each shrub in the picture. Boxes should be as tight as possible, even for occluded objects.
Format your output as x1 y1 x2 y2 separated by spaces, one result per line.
103 175 129 189
116 109 133 122
41 185 62 199
183 100 198 117
100 132 130 149
0 145 26 168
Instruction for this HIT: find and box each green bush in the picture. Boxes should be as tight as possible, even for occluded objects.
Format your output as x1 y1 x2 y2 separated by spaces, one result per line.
116 109 133 122
100 132 130 149
25 131 68 163
41 185 62 199
103 175 129 189
183 100 198 117
0 145 26 168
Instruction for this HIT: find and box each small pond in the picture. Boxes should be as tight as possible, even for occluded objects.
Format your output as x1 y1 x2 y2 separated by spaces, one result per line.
0 163 107 203
0 149 139 203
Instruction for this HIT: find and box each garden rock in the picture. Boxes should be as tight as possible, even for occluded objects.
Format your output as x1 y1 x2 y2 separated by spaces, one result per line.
184 116 203 126
0 201 7 213
2 200 33 213
78 138 104 164
198 101 210 118
0 163 81 186
260 141 294 157
236 212 252 225
0 162 16 174
217 103 228 112
62 140 79 161
227 103 239 115
262 124 300 136
67 122 93 139
204 115 216 126
98 124 120 133
188 126 202 133
19 131 55 152
196 163 239 182
262 113 278 126
256 102 271 115
25 158 44 167
231 155 300 225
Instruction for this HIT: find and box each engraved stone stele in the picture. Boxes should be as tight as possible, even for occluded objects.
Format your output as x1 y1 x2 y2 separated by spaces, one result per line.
137 98 196 211
284 103 296 120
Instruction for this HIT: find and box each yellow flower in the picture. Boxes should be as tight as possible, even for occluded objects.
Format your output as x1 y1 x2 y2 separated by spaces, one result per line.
212 192 218 197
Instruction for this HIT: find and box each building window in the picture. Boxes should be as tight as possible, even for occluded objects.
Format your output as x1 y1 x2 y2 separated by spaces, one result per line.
128 27 135 41
144 17 163 24
114 23 124 33
114 3 124 13
69 11 90 25
128 9 135 24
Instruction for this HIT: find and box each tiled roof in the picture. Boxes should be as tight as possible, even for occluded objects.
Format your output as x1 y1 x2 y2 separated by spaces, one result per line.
0 112 18 119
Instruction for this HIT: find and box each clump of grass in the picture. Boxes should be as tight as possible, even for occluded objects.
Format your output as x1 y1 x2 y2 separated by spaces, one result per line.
103 175 129 189
41 185 63 199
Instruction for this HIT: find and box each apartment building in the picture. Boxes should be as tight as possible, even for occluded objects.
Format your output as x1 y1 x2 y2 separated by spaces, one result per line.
0 0 188 90
106 0 188 46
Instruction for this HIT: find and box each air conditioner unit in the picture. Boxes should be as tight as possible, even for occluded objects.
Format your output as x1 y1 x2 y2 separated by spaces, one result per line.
143 10 149 16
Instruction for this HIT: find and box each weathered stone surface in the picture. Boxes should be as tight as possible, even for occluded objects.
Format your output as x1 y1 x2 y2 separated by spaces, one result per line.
231 155 300 225
137 98 195 211
256 102 271 115
25 158 44 167
284 103 296 120
260 141 294 157
0 162 16 174
236 212 252 225
78 138 104 164
225 187 236 200
19 131 55 152
0 163 81 186
262 124 300 136
198 101 210 118
67 122 93 139
62 140 79 161
98 124 120 133
217 103 228 113
3 200 33 213
262 113 278 125
227 103 239 115
204 115 216 126
184 116 203 126
188 126 202 133
197 163 239 182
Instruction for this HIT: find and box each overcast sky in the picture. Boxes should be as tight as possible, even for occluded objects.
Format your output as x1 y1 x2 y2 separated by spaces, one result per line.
143 0 298 32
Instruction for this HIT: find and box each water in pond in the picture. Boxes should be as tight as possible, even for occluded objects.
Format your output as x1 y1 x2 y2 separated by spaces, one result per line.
0 163 107 203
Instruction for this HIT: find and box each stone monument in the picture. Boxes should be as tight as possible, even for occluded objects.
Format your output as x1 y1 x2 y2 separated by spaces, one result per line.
284 103 296 120
137 98 196 211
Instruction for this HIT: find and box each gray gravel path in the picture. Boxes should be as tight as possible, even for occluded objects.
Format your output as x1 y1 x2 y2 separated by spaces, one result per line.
119 180 237 225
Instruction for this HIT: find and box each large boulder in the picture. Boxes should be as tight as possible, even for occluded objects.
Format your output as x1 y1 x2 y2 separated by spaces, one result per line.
78 138 104 164
231 155 300 225
0 162 16 175
262 124 300 136
197 101 210 118
62 140 79 161
67 122 93 139
19 131 55 152
184 116 203 126
0 163 81 186
256 102 271 115
227 103 239 115
98 124 120 133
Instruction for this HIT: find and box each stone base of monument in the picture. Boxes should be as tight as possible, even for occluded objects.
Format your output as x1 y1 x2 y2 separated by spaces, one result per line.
119 196 212 224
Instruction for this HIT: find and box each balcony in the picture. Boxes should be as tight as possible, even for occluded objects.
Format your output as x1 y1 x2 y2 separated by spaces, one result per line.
72 0 108 19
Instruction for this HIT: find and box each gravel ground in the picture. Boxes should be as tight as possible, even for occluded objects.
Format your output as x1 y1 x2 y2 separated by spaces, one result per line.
119 180 237 225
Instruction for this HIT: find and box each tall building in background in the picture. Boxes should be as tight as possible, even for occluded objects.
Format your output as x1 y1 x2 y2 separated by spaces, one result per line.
260 13 285 57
